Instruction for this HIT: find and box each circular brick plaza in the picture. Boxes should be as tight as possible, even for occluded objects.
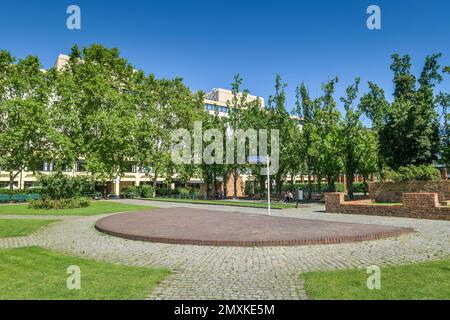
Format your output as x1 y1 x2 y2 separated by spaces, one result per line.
95 208 414 246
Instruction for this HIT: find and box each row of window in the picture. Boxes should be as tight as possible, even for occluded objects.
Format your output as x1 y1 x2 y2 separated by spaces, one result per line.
205 104 229 113
0 163 154 174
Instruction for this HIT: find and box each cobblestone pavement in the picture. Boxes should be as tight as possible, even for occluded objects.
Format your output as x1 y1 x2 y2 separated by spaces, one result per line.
0 200 449 300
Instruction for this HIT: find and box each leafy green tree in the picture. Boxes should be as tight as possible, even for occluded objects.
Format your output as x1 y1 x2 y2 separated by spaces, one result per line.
379 54 441 170
315 77 343 191
340 78 363 198
267 75 297 195
0 51 51 189
359 82 390 178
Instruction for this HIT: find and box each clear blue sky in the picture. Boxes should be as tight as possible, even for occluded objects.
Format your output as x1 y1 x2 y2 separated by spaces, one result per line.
1 0 449 114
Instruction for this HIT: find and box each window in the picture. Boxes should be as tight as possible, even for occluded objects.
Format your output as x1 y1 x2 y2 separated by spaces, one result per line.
205 104 216 111
43 162 53 172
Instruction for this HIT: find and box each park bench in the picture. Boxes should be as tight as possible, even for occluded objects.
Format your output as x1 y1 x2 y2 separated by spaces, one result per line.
27 194 41 201
11 194 27 203
0 194 10 203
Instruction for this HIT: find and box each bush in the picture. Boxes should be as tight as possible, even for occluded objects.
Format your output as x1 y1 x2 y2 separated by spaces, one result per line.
155 188 179 197
139 185 154 198
121 185 155 198
121 186 138 199
36 172 95 200
29 197 90 210
388 165 441 182
353 182 369 194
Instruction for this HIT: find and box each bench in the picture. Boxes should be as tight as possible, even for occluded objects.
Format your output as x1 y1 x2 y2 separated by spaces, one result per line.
0 194 10 203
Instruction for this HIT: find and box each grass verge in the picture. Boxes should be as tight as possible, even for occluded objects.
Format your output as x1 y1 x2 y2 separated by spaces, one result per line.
302 258 450 300
0 219 57 237
0 246 170 300
140 197 296 209
0 201 155 216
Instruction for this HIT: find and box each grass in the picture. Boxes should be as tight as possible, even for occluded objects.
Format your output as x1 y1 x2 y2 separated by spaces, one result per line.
302 258 450 300
0 246 170 300
141 197 296 209
0 219 58 237
0 201 155 216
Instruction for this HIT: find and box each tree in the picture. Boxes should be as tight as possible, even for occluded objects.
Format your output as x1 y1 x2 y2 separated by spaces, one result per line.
226 74 254 199
437 66 450 168
379 54 441 170
267 75 297 196
359 81 390 178
340 78 363 198
315 77 343 191
0 51 51 189
357 129 379 195
294 83 318 199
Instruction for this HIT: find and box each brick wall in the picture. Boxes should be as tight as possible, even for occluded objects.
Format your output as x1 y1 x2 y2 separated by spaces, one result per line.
369 181 450 203
325 192 450 221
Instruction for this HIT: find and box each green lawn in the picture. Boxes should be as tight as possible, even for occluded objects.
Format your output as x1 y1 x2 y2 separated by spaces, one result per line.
141 197 296 209
0 246 170 300
0 201 155 216
0 219 58 237
302 259 450 300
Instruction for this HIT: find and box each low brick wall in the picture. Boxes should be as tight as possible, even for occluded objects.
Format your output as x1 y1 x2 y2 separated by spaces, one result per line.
369 181 450 203
325 192 450 221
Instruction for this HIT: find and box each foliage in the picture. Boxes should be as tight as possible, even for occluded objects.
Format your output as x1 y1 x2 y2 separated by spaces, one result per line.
29 197 90 210
385 165 441 182
378 54 441 170
0 51 52 189
36 171 94 200
121 185 155 198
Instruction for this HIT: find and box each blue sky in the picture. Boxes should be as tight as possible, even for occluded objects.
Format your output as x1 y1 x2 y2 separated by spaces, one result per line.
1 0 449 115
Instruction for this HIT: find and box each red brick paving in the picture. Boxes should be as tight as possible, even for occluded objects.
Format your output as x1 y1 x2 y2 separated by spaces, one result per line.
95 208 414 246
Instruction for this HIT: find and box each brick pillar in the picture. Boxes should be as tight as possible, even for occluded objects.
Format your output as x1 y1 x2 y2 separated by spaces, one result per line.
325 192 344 212
402 193 439 209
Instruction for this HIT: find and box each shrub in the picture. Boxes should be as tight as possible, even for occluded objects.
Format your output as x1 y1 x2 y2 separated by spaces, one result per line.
179 188 190 195
353 182 369 194
155 188 179 197
139 185 154 198
36 172 95 200
121 186 138 198
388 165 441 182
29 197 90 210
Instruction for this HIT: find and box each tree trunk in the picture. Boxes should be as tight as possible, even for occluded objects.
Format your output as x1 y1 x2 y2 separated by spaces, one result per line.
327 176 335 192
259 175 265 198
222 173 228 198
152 169 158 197
233 169 238 199
9 168 22 191
307 172 312 200
346 172 354 199
213 173 218 199
363 175 368 196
